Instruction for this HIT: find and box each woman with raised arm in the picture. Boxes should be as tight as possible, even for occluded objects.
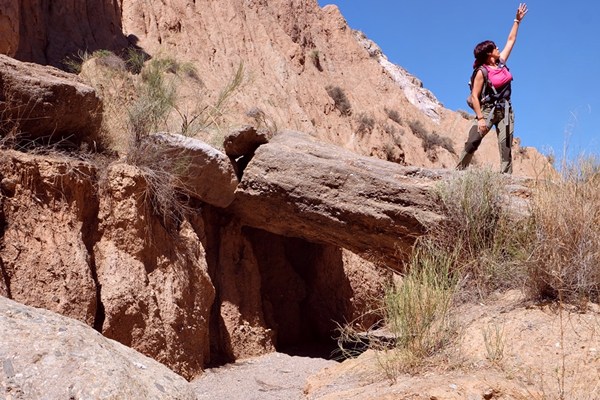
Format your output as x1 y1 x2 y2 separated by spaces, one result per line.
456 3 528 174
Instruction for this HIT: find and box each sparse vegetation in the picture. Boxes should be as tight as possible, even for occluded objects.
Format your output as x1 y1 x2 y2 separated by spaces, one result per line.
355 112 375 136
125 138 195 233
309 49 323 71
457 109 472 120
337 169 531 377
62 49 126 74
127 57 178 141
482 322 506 364
527 156 600 303
326 85 352 116
381 122 396 136
409 120 456 156
384 240 460 359
246 107 278 136
338 159 600 391
384 107 402 125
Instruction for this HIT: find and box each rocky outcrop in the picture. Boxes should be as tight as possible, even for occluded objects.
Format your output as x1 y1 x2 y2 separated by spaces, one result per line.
94 162 216 380
224 125 270 158
353 30 442 122
0 296 196 399
1 0 128 66
146 133 239 208
0 141 391 378
0 55 103 146
230 130 446 269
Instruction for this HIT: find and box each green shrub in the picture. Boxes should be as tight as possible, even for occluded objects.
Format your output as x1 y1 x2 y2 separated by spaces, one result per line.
127 58 177 141
385 240 460 358
125 47 149 74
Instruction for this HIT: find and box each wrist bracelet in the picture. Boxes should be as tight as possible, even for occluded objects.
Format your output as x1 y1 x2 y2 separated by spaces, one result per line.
514 19 520 23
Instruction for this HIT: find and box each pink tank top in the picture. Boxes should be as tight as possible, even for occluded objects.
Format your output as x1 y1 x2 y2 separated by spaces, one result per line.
484 63 512 88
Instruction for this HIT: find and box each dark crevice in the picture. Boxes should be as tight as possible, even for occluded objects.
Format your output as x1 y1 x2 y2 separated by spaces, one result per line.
200 206 235 368
0 257 12 299
0 188 11 298
247 229 353 362
81 188 105 333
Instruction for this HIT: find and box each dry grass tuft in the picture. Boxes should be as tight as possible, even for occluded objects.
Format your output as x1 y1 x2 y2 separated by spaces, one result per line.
527 156 600 303
434 169 531 297
125 139 195 232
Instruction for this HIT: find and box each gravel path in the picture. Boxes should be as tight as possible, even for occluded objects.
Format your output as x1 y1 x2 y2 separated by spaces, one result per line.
191 353 337 400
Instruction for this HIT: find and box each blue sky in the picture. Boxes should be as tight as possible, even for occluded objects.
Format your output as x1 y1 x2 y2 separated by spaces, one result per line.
317 1 599 160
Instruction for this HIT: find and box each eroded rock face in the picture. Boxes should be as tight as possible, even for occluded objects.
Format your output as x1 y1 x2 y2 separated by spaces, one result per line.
0 55 103 146
3 0 128 66
0 150 98 326
0 296 195 399
209 219 277 361
94 162 216 380
0 1 19 57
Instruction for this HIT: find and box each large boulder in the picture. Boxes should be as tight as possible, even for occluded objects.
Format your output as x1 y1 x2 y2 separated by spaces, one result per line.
0 54 103 146
143 133 239 208
0 296 195 399
230 130 446 269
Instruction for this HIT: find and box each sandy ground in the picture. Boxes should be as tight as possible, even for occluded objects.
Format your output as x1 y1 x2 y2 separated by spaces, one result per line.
192 353 337 400
194 291 600 399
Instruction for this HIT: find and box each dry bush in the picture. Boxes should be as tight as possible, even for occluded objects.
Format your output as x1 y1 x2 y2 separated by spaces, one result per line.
456 109 472 120
334 242 460 378
82 51 243 153
385 240 460 354
434 169 531 297
246 107 278 137
336 169 532 378
409 120 456 155
527 156 600 303
325 85 352 116
309 49 323 71
82 54 243 226
0 89 41 150
125 139 195 232
384 107 402 125
355 112 375 136
381 122 397 136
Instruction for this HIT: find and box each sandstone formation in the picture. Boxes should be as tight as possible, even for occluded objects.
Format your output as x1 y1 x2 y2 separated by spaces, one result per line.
0 296 196 399
0 137 393 378
0 55 102 146
1 0 129 65
223 125 270 158
94 162 216 380
230 130 446 268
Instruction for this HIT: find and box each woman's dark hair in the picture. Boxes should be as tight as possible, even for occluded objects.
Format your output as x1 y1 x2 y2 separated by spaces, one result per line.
473 40 496 68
